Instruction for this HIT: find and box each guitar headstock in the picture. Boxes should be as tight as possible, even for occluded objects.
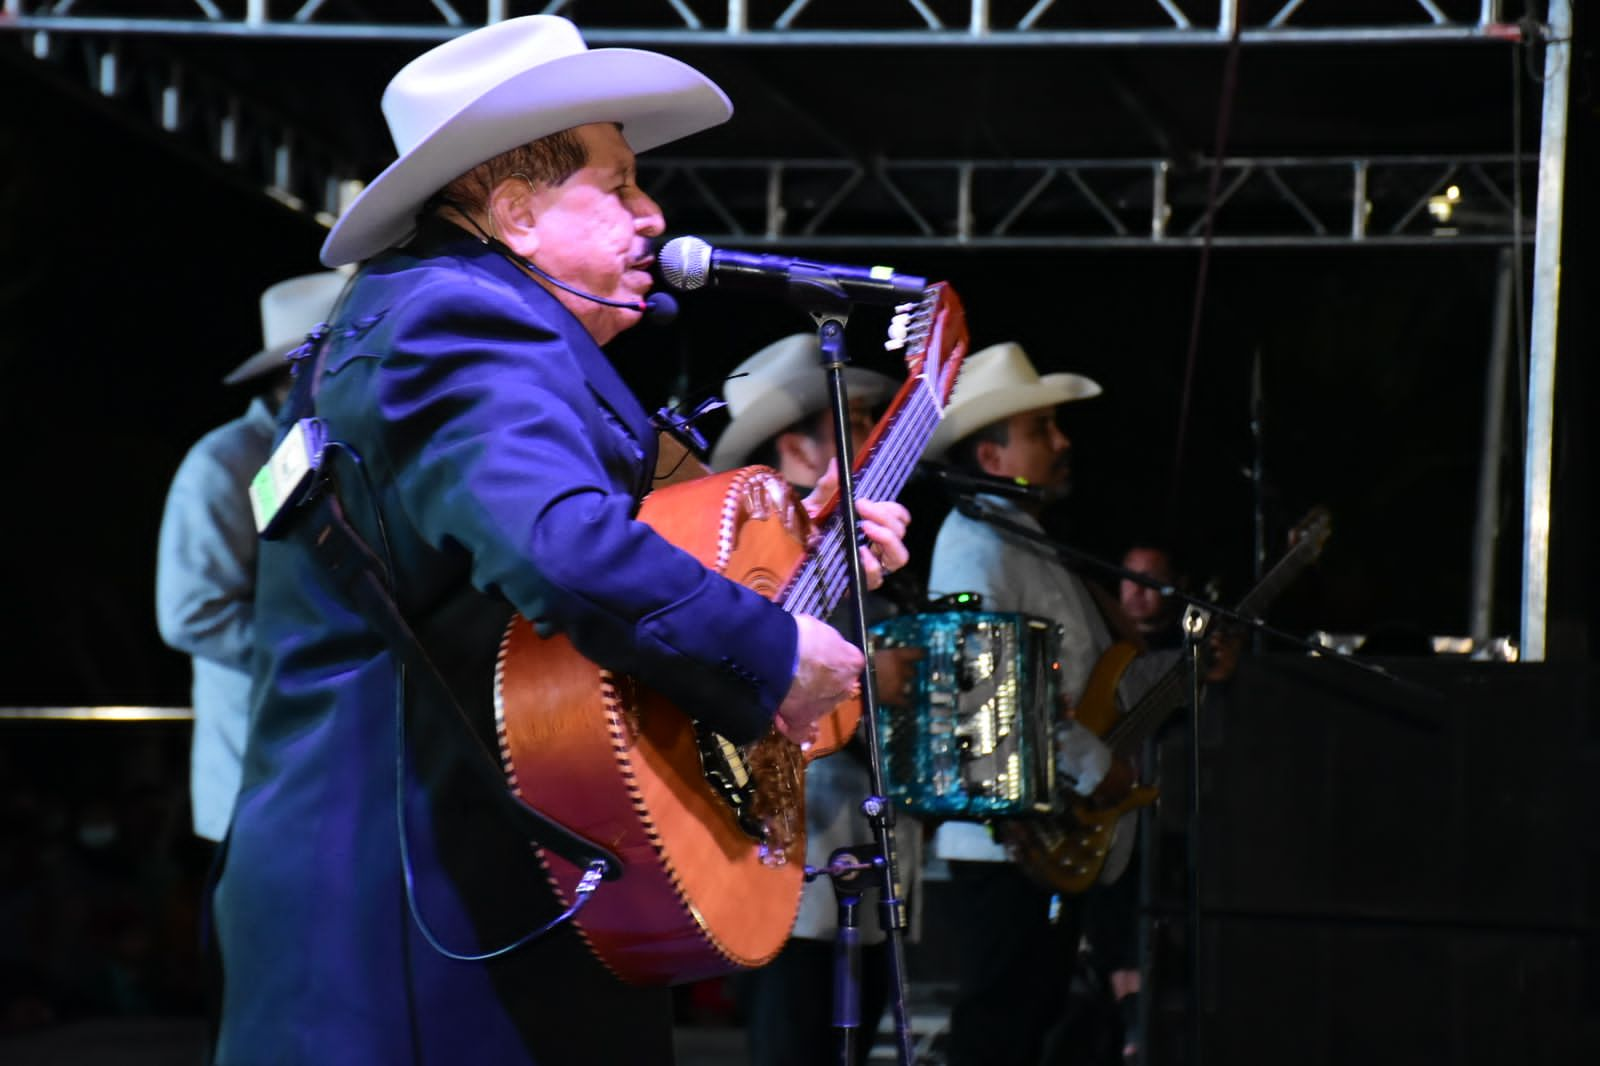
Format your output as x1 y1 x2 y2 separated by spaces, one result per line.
1288 507 1333 562
885 282 969 410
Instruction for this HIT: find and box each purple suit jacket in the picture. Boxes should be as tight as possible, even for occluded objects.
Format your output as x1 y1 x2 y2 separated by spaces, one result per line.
214 218 797 1064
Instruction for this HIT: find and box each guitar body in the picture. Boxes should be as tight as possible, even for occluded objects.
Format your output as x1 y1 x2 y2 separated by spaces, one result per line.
496 280 970 984
496 467 860 985
1072 641 1140 737
1009 642 1158 893
1009 788 1157 894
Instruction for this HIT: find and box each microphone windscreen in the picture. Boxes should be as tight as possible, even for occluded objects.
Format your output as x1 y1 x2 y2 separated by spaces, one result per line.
658 236 712 291
643 292 679 326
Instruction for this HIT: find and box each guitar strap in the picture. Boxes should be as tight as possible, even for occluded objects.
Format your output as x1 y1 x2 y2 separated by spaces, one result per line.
268 316 623 882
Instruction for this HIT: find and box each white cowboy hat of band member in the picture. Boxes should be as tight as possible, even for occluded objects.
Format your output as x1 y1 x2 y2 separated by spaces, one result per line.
710 332 899 474
924 341 1102 459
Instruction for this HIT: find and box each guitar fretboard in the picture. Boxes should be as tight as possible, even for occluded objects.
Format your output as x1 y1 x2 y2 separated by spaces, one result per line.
781 378 942 620
780 287 959 621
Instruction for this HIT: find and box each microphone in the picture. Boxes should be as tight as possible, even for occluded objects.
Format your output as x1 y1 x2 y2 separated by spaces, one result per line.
658 236 926 309
914 462 1044 502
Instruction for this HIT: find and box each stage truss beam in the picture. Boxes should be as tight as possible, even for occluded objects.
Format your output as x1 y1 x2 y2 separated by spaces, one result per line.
0 0 1522 46
0 29 1540 249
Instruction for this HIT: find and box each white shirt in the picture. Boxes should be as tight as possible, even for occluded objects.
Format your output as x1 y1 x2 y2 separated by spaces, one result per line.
155 397 275 841
926 495 1116 862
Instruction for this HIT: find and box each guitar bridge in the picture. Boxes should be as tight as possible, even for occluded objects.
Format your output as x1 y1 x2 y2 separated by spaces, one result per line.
694 725 805 861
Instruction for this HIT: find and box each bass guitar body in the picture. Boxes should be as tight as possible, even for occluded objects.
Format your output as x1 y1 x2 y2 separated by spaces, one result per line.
1007 645 1157 894
495 467 859 985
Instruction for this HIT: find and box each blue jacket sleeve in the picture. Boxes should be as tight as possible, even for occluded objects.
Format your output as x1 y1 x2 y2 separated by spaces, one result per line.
341 273 797 743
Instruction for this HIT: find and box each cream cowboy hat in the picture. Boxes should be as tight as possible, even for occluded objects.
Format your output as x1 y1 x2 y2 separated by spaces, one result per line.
711 333 898 472
320 15 732 267
222 271 350 385
924 342 1102 458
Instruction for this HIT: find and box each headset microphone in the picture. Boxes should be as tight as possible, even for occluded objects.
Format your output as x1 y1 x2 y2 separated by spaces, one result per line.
509 249 679 326
450 208 678 326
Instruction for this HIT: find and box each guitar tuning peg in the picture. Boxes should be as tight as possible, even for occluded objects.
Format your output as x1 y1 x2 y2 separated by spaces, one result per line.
895 302 916 314
884 313 910 351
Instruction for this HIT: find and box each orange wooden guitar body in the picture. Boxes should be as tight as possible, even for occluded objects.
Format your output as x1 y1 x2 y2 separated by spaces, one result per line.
495 466 860 985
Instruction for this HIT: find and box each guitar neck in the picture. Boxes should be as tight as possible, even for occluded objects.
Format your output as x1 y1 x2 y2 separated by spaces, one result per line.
1104 509 1330 756
780 382 944 620
1235 534 1317 621
778 282 966 621
1104 658 1190 757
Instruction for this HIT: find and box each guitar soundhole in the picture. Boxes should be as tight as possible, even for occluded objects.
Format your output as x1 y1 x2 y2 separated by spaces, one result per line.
743 566 782 599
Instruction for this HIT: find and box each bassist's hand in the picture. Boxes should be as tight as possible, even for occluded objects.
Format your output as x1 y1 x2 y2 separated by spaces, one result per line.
1089 757 1139 809
775 614 864 747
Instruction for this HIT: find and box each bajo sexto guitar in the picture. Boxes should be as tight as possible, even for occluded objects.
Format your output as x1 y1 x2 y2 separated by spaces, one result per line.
495 284 968 984
1008 507 1332 895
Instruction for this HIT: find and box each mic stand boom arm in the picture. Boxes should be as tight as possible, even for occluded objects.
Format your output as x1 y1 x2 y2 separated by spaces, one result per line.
949 495 1435 698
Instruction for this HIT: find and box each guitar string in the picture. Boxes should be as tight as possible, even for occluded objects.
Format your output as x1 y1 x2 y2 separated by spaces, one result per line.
1104 534 1320 754
785 386 940 618
783 385 934 612
780 290 947 618
784 396 935 619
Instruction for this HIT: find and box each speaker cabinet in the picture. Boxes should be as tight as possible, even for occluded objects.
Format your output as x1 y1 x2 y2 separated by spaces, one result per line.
1140 656 1600 1066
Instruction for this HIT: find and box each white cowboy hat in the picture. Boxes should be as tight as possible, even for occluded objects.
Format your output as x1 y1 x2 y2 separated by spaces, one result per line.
222 271 350 385
711 333 898 472
924 342 1102 458
320 15 732 267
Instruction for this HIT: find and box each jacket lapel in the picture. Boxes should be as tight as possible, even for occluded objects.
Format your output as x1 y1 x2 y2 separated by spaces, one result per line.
410 218 660 492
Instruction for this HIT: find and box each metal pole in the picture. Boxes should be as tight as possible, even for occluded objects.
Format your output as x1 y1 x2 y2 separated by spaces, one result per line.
1520 0 1571 661
1470 249 1514 649
1218 0 1238 37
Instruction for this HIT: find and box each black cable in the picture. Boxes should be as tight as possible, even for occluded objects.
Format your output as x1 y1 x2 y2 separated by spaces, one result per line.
324 441 605 965
1167 17 1246 527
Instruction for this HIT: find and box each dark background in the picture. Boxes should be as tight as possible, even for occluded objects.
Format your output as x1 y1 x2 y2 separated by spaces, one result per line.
0 14 1594 707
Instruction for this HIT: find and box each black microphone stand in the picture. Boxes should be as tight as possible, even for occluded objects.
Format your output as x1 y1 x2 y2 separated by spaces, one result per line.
806 307 916 1066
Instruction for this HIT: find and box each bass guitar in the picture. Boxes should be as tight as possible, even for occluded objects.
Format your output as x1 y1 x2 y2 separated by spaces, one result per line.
1008 507 1331 894
495 286 967 984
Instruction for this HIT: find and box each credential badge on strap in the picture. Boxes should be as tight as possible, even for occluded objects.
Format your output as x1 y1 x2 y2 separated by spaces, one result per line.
251 418 328 540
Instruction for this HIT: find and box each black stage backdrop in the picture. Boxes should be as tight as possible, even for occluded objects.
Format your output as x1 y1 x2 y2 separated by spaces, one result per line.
0 32 1595 710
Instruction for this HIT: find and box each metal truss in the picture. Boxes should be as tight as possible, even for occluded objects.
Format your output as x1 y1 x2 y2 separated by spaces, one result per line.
641 153 1533 248
6 26 1533 248
11 29 358 223
0 0 1523 45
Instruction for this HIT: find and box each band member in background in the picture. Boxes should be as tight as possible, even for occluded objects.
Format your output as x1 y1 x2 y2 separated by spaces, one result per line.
155 271 347 844
923 342 1156 1066
211 17 909 1064
712 333 921 1066
1119 542 1188 651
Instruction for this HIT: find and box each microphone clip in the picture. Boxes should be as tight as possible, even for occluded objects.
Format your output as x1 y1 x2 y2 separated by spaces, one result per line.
651 396 726 462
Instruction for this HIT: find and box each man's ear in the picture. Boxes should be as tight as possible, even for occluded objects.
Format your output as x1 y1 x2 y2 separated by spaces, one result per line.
975 438 1006 478
774 431 822 483
488 177 539 259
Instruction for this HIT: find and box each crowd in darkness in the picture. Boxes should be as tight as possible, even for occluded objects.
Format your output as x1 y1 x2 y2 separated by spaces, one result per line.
0 726 212 1032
